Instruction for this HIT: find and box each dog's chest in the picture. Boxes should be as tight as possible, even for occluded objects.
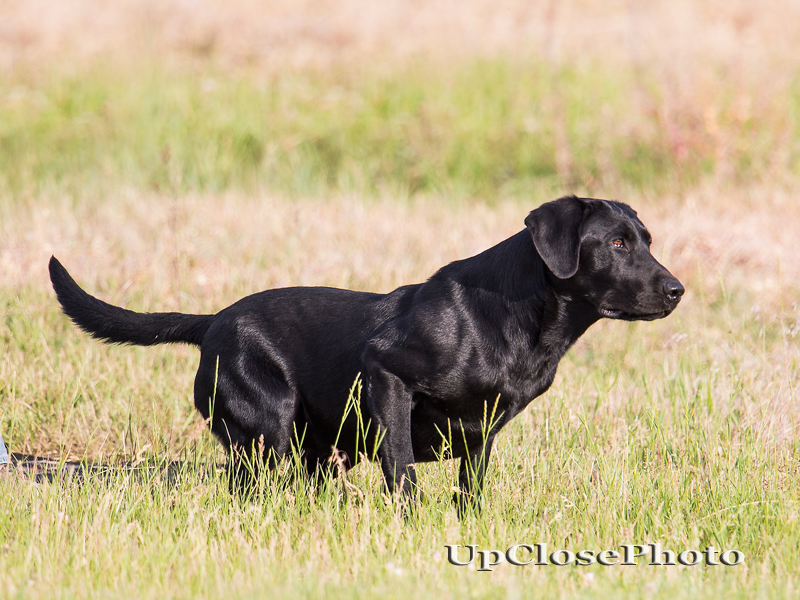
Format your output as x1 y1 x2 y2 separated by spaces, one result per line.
420 339 566 421
486 324 570 401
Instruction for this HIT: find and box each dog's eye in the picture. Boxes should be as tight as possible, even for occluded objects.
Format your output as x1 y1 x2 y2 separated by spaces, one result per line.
612 239 625 249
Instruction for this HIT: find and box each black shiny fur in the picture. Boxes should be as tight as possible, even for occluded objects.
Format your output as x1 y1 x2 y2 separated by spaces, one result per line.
49 195 683 512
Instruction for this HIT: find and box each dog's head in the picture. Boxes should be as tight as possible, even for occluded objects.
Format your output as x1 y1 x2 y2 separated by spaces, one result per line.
525 195 684 321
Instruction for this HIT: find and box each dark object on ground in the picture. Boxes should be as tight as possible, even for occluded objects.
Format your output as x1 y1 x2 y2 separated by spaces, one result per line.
0 453 210 486
48 195 684 513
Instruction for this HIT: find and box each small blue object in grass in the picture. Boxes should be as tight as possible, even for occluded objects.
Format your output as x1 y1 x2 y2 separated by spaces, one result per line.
0 430 8 465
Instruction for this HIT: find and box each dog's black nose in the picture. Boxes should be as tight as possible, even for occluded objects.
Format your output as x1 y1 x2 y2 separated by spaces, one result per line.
663 279 685 302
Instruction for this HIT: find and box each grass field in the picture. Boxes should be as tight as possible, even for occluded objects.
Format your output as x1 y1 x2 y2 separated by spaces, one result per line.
2 1 800 598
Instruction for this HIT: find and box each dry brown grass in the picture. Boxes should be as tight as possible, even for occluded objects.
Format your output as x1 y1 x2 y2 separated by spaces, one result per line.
3 0 799 71
3 187 798 309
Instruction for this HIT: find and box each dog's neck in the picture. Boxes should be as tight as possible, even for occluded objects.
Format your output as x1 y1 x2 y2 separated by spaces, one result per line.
537 287 599 356
429 230 602 408
439 229 600 359
439 230 547 301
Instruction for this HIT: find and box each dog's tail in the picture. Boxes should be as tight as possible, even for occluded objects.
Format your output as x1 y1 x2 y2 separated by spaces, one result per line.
49 256 213 347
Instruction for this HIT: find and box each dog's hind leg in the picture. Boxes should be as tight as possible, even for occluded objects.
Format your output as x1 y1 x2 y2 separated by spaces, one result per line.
194 349 300 496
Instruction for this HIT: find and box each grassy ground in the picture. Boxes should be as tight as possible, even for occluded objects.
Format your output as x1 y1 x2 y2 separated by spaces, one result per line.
2 1 800 598
1 191 799 599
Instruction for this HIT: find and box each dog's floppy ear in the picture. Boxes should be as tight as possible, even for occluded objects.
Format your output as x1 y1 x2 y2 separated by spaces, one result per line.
525 196 590 279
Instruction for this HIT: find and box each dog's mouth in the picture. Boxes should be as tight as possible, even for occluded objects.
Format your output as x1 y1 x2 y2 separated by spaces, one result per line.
599 307 672 321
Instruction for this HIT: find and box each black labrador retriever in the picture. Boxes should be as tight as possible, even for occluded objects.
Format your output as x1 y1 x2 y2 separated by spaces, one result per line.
49 195 683 511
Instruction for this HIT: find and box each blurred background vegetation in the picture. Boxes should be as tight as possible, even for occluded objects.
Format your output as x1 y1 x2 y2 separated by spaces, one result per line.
1 0 799 204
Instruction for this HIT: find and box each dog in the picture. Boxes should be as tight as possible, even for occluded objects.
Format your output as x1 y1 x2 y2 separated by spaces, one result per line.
49 195 683 512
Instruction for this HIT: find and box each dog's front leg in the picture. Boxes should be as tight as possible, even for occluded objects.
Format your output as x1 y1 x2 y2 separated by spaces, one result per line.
365 365 417 497
454 436 495 517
